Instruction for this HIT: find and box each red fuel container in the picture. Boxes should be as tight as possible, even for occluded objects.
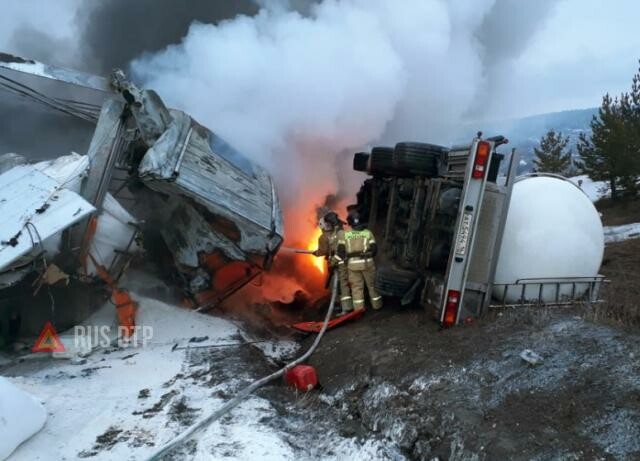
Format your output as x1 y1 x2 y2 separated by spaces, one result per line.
285 365 318 391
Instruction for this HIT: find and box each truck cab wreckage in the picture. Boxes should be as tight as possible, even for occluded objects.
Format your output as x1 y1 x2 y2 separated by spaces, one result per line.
0 53 284 336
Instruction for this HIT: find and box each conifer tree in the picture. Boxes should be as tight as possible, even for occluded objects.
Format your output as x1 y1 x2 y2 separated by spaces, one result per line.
578 61 640 199
533 129 572 174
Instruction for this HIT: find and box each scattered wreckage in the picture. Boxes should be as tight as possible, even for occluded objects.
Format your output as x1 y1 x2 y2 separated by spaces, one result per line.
0 53 283 338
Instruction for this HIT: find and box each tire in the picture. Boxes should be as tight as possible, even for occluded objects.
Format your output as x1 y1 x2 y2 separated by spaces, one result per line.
375 266 419 297
369 147 394 176
427 241 450 270
393 142 447 177
437 187 461 216
353 152 370 172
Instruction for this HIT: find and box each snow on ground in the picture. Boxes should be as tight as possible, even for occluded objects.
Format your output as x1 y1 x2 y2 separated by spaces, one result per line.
604 222 640 243
566 175 640 243
568 174 609 202
2 296 251 460
0 377 46 460
238 331 300 363
1 293 389 460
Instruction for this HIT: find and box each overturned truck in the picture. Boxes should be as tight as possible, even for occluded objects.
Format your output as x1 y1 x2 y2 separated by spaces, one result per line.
351 137 604 327
0 53 283 337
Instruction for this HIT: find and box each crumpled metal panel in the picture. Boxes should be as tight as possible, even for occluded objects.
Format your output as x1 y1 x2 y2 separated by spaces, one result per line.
270 178 285 251
160 197 246 268
0 165 95 272
139 112 284 260
111 70 172 146
176 127 274 229
138 110 191 179
0 52 111 93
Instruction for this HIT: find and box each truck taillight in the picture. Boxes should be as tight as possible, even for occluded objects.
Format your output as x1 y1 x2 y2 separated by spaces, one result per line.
442 289 460 327
472 141 491 179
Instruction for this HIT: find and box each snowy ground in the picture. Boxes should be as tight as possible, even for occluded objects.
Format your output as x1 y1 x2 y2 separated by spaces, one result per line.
2 278 639 459
568 174 609 202
0 293 390 460
567 174 640 244
1 295 283 459
604 222 640 243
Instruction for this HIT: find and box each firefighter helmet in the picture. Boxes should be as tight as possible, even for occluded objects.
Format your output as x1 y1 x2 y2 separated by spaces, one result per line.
347 211 362 229
323 211 343 228
318 216 331 231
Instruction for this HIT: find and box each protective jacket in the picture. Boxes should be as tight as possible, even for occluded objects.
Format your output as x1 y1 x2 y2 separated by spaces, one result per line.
337 228 382 310
315 227 352 311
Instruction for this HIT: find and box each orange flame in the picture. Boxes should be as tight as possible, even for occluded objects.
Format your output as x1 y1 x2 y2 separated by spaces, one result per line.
306 227 326 274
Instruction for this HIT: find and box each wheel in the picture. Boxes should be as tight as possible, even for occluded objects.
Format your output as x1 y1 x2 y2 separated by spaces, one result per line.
427 241 450 270
353 152 370 172
437 187 461 216
369 147 394 176
374 266 419 297
393 142 447 177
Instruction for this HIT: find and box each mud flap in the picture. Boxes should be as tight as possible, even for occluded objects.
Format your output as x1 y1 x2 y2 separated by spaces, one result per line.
290 309 364 333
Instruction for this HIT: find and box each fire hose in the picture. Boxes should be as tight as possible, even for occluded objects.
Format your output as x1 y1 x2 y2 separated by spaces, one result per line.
145 274 338 461
281 246 316 255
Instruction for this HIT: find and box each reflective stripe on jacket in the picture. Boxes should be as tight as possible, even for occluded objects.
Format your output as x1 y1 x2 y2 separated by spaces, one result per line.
339 229 375 256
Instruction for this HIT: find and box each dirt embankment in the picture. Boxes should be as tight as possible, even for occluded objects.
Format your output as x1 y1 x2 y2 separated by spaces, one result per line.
594 191 640 326
596 237 640 326
274 305 640 460
596 196 640 227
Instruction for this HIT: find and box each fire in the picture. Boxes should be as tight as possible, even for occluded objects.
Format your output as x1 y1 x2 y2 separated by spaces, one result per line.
307 226 326 274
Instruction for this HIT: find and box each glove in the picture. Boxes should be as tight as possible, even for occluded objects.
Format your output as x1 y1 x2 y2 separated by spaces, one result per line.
369 242 378 258
329 254 342 266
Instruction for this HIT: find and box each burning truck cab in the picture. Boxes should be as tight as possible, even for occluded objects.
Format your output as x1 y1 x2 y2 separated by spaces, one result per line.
0 53 283 336
108 72 284 308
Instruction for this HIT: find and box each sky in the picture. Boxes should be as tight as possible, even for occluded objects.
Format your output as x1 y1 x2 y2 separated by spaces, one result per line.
491 0 640 116
1 0 640 119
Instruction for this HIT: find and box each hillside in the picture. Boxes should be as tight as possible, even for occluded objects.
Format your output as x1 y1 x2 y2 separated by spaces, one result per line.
460 107 598 173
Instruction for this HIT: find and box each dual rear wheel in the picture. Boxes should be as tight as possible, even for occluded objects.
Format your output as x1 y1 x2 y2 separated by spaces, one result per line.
366 142 447 178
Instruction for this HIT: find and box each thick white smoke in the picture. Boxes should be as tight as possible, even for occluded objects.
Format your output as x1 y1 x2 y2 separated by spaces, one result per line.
131 0 498 217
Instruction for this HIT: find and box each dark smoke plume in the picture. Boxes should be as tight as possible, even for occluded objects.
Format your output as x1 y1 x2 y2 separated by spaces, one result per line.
0 93 95 159
0 0 261 158
76 0 260 74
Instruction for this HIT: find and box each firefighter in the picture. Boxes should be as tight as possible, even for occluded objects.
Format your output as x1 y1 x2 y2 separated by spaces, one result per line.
337 212 383 311
314 212 353 315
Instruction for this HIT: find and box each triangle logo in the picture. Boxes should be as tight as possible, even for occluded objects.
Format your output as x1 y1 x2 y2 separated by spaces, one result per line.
32 321 66 353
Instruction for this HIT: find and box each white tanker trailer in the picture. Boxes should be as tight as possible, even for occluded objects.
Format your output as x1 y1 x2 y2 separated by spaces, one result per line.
351 136 605 327
494 174 604 304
